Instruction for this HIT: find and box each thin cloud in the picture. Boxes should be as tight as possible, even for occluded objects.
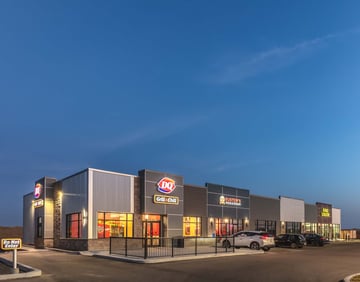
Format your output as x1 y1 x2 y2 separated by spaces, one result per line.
212 29 359 84
88 115 209 151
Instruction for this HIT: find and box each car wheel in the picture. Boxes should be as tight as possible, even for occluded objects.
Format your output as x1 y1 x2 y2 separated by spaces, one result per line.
262 247 270 251
290 242 297 249
250 242 260 250
222 240 231 248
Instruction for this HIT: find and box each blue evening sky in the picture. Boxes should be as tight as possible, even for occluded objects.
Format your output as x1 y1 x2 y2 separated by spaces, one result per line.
1 1 360 228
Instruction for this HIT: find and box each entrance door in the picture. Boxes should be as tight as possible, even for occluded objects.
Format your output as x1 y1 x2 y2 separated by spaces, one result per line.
143 221 161 247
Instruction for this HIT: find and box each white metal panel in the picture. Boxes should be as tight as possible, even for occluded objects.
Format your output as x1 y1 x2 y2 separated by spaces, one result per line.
332 208 341 224
280 196 305 222
88 169 93 239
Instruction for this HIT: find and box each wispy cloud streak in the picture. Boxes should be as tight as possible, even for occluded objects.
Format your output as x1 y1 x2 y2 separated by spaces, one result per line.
212 29 360 84
87 115 209 151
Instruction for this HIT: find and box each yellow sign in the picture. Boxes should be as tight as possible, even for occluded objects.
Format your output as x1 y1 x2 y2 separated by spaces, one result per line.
34 199 44 208
321 208 330 217
1 238 22 250
153 194 179 205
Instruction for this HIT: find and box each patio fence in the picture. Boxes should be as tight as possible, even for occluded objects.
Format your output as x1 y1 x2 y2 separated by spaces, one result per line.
109 236 236 259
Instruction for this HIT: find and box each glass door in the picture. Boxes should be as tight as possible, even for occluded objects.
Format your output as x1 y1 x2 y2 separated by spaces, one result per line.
142 214 161 247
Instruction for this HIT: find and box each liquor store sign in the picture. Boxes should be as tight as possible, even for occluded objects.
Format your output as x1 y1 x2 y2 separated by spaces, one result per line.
1 238 22 250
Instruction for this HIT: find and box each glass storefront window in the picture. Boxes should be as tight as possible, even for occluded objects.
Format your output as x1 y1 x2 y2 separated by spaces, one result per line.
304 223 317 233
285 222 301 234
37 216 43 238
332 224 340 240
255 220 276 235
97 212 133 238
214 218 243 236
66 213 82 238
183 217 201 237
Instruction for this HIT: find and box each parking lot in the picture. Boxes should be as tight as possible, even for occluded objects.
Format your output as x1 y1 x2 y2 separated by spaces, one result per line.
1 241 359 282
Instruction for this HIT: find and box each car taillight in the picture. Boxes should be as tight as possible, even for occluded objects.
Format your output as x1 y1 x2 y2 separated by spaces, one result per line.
260 235 268 240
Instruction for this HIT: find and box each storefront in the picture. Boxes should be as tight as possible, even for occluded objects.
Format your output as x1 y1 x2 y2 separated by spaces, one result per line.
206 183 250 237
249 195 280 235
23 167 342 251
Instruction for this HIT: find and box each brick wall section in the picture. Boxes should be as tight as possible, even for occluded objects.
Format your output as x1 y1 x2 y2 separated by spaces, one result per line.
53 184 62 248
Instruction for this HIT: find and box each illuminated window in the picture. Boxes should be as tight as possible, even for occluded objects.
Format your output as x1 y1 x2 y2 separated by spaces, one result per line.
214 218 244 236
97 212 133 238
304 223 317 233
66 213 82 238
183 217 201 237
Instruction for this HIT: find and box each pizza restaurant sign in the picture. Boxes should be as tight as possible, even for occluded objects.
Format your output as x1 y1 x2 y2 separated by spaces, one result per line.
1 238 22 250
154 177 179 205
219 195 242 206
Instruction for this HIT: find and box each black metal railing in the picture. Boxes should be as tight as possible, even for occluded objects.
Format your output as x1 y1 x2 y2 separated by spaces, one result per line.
109 236 235 259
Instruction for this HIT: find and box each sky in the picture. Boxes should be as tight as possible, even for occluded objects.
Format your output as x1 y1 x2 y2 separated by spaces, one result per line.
1 1 360 228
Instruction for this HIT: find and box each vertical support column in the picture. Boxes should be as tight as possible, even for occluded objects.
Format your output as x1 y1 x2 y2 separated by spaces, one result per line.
12 249 19 274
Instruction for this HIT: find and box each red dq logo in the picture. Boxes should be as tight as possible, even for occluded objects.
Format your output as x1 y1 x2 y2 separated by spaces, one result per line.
34 183 42 199
157 177 176 194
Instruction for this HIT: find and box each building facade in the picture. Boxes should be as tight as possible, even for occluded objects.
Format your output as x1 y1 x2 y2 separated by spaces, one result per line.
23 167 342 251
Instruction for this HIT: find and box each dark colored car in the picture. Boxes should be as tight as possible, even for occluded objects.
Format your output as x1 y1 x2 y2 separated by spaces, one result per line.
302 233 329 246
274 233 306 248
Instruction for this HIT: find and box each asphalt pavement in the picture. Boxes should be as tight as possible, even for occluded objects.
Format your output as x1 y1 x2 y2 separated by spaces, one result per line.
0 246 263 280
1 243 359 281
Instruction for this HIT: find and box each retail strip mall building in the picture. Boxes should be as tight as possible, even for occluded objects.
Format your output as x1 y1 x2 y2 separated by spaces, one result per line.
23 168 341 251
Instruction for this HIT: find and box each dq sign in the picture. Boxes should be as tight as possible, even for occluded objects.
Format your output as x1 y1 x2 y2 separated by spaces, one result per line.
34 183 42 199
157 177 176 194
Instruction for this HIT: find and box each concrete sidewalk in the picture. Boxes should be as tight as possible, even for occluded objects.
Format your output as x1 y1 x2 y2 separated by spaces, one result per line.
79 247 264 263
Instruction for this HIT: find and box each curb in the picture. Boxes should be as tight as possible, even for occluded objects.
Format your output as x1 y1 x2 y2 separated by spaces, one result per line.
0 258 42 280
343 273 360 282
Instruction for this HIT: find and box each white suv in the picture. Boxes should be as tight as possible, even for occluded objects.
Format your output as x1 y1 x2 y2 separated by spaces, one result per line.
219 231 275 251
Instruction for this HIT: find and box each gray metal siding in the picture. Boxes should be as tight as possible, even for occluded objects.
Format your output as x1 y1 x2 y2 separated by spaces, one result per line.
60 171 88 238
250 195 280 221
184 185 207 217
92 170 133 213
206 183 250 219
23 193 35 244
91 170 134 238
305 203 317 222
140 170 184 216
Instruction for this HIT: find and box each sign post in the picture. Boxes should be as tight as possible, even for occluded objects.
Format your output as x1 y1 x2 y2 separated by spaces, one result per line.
1 238 22 273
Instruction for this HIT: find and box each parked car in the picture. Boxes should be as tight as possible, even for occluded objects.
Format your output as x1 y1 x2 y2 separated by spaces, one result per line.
218 231 275 251
274 233 306 248
302 233 329 246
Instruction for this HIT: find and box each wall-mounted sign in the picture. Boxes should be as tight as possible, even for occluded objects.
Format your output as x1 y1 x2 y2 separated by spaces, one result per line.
34 183 42 199
219 195 242 206
1 238 22 250
153 194 179 205
34 199 44 208
157 177 176 194
321 208 330 217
